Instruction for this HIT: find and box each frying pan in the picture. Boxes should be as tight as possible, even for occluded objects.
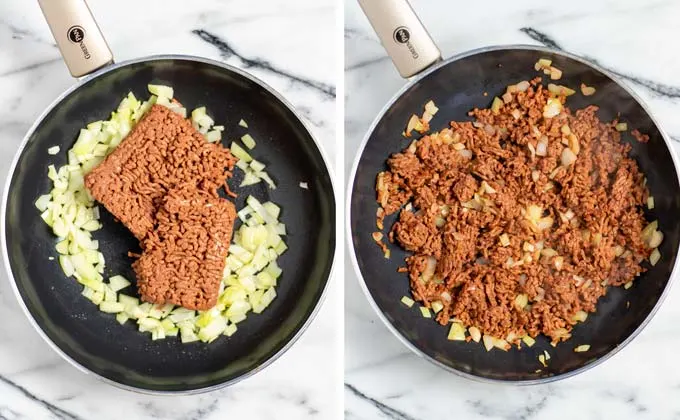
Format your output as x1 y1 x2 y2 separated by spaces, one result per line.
348 0 680 383
1 0 335 393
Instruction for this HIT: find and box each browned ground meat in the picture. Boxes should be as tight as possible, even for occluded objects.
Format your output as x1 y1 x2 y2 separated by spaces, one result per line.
133 184 236 310
84 105 236 240
377 78 657 345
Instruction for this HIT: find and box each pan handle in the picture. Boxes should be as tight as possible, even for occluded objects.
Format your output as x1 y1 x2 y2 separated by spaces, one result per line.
357 0 441 79
37 0 113 78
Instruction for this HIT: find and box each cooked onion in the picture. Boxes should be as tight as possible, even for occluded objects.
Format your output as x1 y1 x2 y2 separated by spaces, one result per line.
580 84 596 96
561 147 577 166
543 98 563 118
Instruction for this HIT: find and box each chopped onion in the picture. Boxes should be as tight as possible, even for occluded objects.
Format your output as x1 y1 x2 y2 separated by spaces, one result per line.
483 335 494 351
650 248 661 266
239 119 248 128
48 146 60 155
648 230 664 249
516 81 530 92
580 84 596 96
647 196 655 209
491 97 503 114
543 98 563 118
401 296 415 307
534 58 552 71
536 140 548 157
230 142 253 162
522 335 536 347
574 344 590 353
147 85 172 101
549 67 563 80
424 100 439 115
241 134 256 150
561 147 577 166
420 306 431 318
299 182 309 189
468 326 481 342
447 323 466 341
572 310 588 322
615 122 628 132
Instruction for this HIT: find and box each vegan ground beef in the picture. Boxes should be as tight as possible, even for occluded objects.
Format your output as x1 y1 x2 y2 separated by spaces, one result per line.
133 184 236 310
84 105 236 241
377 78 658 345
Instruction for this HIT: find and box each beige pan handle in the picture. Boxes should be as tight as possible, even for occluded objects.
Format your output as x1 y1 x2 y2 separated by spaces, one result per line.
357 0 441 79
37 0 113 78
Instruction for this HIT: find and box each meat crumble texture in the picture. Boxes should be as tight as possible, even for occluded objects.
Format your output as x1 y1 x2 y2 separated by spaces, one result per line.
377 78 659 346
84 105 236 241
133 184 236 311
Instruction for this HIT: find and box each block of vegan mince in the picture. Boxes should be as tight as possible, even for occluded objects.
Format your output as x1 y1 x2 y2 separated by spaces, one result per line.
132 184 236 310
84 105 236 240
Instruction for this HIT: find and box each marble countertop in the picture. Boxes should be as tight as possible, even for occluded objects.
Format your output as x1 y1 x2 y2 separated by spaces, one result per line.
0 1 338 419
345 0 680 419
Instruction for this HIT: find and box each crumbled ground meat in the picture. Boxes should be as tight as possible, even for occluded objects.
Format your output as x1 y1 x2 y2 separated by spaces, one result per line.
377 78 656 345
133 184 236 310
85 105 236 240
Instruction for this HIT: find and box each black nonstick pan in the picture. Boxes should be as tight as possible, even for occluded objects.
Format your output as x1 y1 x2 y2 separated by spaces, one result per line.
348 0 680 383
1 1 335 393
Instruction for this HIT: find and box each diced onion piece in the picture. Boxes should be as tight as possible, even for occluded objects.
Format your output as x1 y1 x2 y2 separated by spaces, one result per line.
535 58 552 71
420 306 431 318
650 248 661 266
641 221 658 241
250 160 266 172
491 97 503 114
581 84 596 96
468 326 481 343
256 171 277 189
300 182 309 189
405 115 423 137
223 323 238 337
522 335 536 347
561 147 577 166
230 141 253 162
615 122 628 132
401 295 415 308
648 230 664 249
482 335 494 351
48 146 60 155
624 281 634 289
241 134 256 150
424 100 439 116
239 119 248 128
108 275 131 292
554 256 564 270
647 196 655 209
538 354 547 367
148 84 173 99
447 322 466 341
574 344 590 353
431 301 444 314
205 130 221 143
514 294 528 309
240 171 261 187
100 301 125 313
543 98 562 118
549 67 563 80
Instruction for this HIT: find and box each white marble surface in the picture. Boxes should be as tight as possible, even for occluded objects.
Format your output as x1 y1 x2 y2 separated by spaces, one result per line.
345 1 680 419
0 1 339 419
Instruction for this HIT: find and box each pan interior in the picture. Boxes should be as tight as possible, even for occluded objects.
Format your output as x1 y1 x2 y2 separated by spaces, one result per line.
5 58 335 392
350 48 680 381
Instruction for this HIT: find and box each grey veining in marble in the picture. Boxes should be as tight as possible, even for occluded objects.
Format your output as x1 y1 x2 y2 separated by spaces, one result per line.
0 0 339 419
345 1 680 419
